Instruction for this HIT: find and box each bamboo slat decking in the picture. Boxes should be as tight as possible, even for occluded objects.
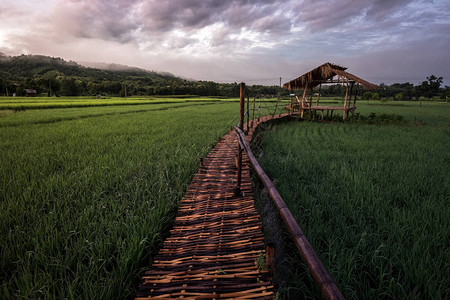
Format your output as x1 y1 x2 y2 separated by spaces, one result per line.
136 115 286 299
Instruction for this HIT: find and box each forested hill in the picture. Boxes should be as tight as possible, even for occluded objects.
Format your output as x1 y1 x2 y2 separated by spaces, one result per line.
0 54 190 96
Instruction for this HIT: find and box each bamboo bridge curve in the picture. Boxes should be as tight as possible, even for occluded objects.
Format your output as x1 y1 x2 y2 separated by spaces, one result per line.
136 82 345 299
136 114 283 299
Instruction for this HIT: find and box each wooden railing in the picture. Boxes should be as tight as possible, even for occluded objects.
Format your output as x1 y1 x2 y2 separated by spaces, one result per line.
234 82 343 298
234 123 344 300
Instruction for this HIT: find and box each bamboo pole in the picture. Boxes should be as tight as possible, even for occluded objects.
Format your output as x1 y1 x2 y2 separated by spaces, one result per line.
258 96 261 121
236 83 245 196
353 84 358 107
343 79 349 120
349 83 354 108
316 83 321 106
309 86 313 120
234 126 344 300
246 96 249 133
252 97 256 128
301 82 308 119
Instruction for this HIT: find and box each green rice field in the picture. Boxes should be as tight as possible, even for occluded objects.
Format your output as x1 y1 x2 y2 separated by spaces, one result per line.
1 96 449 299
253 101 449 299
0 97 242 299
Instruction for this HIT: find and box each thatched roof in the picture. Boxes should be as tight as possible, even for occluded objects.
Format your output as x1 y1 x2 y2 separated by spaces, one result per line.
283 62 378 90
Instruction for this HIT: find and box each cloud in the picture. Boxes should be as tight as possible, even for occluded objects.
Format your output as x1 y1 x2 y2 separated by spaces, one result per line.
0 0 449 85
294 0 413 32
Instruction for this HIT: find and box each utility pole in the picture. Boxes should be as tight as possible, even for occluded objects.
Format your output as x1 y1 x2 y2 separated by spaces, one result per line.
5 78 9 97
280 77 282 88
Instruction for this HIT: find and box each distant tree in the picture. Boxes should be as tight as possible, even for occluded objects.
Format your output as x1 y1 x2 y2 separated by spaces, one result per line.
60 77 79 96
362 91 373 100
372 93 379 100
416 75 443 98
395 93 403 101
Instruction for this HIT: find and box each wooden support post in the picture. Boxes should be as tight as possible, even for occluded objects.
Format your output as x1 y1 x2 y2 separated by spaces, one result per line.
353 84 358 107
266 243 276 275
308 86 313 120
278 94 282 117
300 82 308 119
316 83 321 106
258 96 261 121
246 96 249 134
239 83 245 129
349 82 354 108
252 97 255 127
343 79 349 120
235 82 245 197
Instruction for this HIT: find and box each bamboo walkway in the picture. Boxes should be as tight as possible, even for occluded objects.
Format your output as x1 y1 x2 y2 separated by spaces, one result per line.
136 114 288 299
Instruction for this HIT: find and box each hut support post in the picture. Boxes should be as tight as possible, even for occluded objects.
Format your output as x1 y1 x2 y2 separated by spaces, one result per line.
343 79 349 120
353 84 358 107
316 83 321 106
236 82 245 196
309 86 313 120
300 82 308 119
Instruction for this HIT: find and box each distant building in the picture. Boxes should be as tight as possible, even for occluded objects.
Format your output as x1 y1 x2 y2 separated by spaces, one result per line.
24 89 37 97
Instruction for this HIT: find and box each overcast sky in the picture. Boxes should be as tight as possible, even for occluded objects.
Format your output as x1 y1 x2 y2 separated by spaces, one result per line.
1 0 449 86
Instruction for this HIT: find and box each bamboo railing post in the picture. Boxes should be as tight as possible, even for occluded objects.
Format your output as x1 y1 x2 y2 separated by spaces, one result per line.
246 96 250 134
252 97 255 128
235 82 245 196
258 96 261 121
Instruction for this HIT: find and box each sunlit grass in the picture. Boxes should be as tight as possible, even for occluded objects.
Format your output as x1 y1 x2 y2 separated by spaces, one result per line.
0 96 227 110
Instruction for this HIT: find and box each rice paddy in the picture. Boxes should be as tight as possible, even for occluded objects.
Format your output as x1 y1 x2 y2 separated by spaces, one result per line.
0 98 240 299
1 96 448 299
253 102 449 299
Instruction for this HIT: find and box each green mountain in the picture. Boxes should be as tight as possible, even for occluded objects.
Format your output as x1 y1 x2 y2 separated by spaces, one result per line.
0 54 191 96
0 54 179 82
0 54 283 97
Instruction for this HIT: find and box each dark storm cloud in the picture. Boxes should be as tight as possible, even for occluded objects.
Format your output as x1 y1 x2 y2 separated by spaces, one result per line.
1 0 449 85
138 0 291 34
294 0 413 32
49 0 293 47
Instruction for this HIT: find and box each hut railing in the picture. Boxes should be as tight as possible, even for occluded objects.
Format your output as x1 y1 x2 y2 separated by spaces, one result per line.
234 125 344 300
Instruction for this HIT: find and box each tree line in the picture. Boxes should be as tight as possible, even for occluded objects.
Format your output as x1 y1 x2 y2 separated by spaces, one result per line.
0 54 447 99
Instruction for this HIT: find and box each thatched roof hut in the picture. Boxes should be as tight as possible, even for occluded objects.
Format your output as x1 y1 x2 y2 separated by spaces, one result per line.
283 63 378 120
283 62 378 91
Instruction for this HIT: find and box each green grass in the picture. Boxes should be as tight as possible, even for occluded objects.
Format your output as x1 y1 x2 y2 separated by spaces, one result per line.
0 99 240 299
0 102 219 128
2 96 448 299
0 96 226 110
293 97 450 126
253 117 449 299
